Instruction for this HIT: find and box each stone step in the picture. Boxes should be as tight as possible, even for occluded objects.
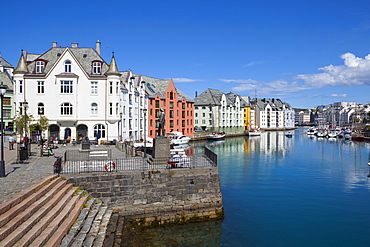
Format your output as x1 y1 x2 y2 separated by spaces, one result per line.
60 198 113 247
0 175 88 247
0 184 74 247
0 175 61 228
29 191 87 246
0 177 65 241
0 175 58 216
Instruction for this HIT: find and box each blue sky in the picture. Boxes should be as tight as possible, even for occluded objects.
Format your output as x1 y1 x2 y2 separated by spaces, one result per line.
1 0 370 109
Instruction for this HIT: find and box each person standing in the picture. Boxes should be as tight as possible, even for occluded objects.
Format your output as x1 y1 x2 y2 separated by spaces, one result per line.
8 134 14 150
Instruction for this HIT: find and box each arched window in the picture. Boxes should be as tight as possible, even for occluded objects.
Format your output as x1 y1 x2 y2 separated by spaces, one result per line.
38 103 44 115
60 102 73 115
91 103 98 115
64 60 71 72
94 124 105 138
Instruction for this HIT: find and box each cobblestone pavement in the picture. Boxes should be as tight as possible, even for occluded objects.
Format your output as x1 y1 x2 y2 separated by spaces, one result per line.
0 143 126 204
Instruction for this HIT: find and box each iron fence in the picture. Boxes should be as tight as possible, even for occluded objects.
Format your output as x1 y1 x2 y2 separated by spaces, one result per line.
58 155 215 174
204 147 217 166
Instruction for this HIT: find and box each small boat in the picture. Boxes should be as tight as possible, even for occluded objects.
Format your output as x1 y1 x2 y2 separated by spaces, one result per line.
351 132 364 141
328 129 337 138
167 132 191 145
207 132 226 140
316 129 328 138
246 128 261 136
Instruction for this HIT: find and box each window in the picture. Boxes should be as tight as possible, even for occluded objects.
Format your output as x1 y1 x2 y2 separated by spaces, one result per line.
92 62 101 74
116 81 119 94
37 81 44 94
36 61 45 73
3 109 11 118
60 103 73 115
182 103 185 109
109 102 113 115
170 110 174 118
38 103 44 115
61 81 73 94
155 100 160 108
170 102 174 109
116 103 119 115
91 103 98 115
19 80 23 94
3 97 10 105
170 92 174 100
109 81 113 94
64 60 71 72
94 124 106 138
91 82 98 94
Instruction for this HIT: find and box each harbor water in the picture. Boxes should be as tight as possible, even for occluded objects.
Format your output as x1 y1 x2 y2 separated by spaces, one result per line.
129 128 370 246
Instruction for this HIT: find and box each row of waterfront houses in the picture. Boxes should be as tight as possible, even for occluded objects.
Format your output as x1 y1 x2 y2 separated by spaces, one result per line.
0 41 295 143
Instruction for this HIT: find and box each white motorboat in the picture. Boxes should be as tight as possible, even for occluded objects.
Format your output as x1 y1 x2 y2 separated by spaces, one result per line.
207 132 226 140
167 132 191 145
246 128 261 136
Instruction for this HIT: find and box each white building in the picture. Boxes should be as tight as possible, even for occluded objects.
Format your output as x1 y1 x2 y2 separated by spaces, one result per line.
12 41 147 143
256 98 295 129
194 89 246 131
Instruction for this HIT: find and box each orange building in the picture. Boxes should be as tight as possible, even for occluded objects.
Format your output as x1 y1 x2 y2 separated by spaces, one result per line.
142 78 194 138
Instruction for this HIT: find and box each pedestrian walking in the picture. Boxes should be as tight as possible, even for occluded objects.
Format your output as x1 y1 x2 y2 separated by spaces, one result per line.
8 134 15 150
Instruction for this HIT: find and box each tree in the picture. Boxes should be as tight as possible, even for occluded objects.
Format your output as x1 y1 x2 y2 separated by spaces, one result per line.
14 111 34 139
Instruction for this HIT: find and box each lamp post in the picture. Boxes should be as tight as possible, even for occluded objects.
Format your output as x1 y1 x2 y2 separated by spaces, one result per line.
22 101 29 157
0 84 7 177
143 108 147 158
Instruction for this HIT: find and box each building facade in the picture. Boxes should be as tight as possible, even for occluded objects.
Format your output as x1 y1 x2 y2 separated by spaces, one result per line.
0 55 15 132
12 42 147 142
194 89 246 131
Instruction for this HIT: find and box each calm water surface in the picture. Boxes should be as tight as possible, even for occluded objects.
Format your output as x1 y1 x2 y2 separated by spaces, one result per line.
132 128 370 246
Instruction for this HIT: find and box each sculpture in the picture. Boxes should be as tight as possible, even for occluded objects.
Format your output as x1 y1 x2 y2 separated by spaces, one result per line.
157 107 165 137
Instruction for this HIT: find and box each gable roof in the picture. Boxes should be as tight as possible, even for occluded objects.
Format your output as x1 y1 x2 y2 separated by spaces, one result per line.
18 46 109 77
194 88 224 106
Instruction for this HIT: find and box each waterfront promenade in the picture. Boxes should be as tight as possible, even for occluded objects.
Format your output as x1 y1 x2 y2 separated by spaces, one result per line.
0 142 125 204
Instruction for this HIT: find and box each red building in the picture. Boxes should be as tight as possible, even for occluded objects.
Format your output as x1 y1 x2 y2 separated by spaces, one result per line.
143 78 194 138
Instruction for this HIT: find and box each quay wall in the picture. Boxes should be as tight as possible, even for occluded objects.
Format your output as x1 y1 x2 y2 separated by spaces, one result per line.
63 167 223 226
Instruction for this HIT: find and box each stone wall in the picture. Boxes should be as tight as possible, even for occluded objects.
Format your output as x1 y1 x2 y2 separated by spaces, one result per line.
64 167 223 226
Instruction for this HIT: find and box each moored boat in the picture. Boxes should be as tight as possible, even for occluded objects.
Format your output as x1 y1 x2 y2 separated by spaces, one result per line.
246 128 261 136
207 132 226 140
351 132 364 141
167 132 191 145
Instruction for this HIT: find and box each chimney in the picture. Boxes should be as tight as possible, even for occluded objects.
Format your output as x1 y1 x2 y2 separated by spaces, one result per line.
96 40 101 55
195 91 198 98
71 43 78 48
52 42 57 47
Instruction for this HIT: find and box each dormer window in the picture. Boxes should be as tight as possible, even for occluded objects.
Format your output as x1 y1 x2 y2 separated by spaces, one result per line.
64 60 72 72
92 61 101 75
36 61 45 73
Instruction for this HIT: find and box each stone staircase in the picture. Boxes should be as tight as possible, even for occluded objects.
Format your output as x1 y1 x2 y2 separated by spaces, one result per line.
0 175 88 247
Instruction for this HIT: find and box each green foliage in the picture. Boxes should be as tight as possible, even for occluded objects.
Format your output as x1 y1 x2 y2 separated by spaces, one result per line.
14 111 34 138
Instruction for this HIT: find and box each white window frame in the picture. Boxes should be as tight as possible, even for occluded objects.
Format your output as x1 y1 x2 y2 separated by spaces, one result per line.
64 60 72 72
37 81 44 94
91 103 98 115
36 61 44 73
60 81 73 94
61 102 73 115
91 81 98 95
93 62 101 74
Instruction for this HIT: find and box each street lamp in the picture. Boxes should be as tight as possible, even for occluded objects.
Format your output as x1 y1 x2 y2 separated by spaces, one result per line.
0 84 7 177
22 101 29 157
143 108 147 158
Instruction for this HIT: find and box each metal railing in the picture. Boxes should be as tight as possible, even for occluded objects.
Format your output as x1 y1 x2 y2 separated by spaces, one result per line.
64 149 112 161
58 155 216 174
204 147 217 166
